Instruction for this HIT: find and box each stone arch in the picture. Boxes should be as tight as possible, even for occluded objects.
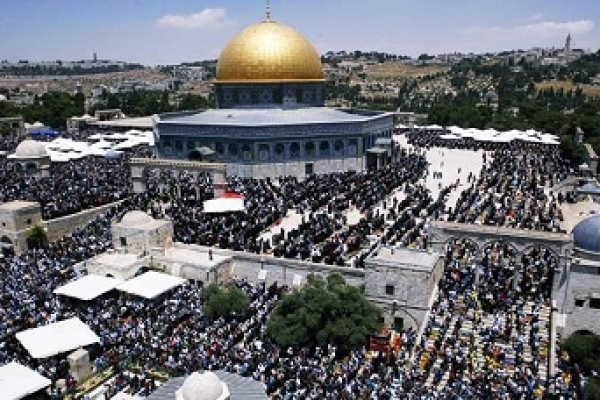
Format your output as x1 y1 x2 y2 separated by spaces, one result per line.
444 236 479 252
390 304 421 331
521 243 560 262
289 142 300 159
319 140 331 157
333 140 344 156
1 235 14 256
134 266 151 277
274 143 285 161
25 162 38 175
479 239 519 259
304 141 315 158
572 329 599 336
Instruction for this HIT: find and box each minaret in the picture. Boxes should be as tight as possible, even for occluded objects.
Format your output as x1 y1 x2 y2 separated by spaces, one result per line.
565 33 572 56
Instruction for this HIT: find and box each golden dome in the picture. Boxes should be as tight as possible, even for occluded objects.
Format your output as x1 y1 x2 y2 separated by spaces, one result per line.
216 19 324 84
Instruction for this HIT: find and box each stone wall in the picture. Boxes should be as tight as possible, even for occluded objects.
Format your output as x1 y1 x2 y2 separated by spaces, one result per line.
43 200 124 242
228 157 364 179
171 243 365 288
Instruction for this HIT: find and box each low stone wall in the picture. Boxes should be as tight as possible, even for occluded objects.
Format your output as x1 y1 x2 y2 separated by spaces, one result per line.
43 200 125 242
170 243 366 287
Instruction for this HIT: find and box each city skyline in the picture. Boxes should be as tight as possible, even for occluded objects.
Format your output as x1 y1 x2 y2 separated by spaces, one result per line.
0 0 598 65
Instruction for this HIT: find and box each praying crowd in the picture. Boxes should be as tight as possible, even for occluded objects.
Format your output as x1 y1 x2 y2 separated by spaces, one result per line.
0 135 152 220
0 129 588 398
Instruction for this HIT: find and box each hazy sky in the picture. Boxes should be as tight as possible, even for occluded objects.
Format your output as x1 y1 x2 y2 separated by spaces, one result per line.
1 0 598 65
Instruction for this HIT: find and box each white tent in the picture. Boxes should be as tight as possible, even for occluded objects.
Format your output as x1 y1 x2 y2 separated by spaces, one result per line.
104 133 130 141
16 317 100 359
439 134 459 140
427 124 443 131
92 140 113 149
0 362 51 399
116 271 186 299
54 274 123 301
86 147 110 157
203 197 246 214
114 140 143 150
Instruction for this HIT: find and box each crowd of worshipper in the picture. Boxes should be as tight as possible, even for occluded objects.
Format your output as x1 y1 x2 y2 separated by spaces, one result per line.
405 129 552 153
0 135 152 220
2 191 583 398
407 239 560 397
139 150 436 268
0 129 590 398
444 146 572 231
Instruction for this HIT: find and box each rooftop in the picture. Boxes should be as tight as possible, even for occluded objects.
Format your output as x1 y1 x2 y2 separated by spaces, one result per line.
0 200 40 211
368 247 440 271
159 107 390 127
89 116 153 129
94 253 141 269
164 247 229 268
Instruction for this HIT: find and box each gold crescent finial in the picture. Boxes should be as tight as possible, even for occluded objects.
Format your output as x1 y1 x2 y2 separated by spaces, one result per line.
265 0 272 21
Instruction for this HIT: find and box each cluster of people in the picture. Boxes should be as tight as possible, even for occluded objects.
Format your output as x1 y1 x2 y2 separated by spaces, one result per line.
410 239 558 397
446 147 571 231
0 193 158 395
0 128 587 398
0 135 152 220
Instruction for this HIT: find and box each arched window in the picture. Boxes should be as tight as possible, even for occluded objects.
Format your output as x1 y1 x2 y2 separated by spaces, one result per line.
228 143 238 157
319 141 330 157
258 144 270 161
304 141 315 158
274 143 285 161
242 144 252 162
334 140 344 156
348 139 358 156
290 142 300 159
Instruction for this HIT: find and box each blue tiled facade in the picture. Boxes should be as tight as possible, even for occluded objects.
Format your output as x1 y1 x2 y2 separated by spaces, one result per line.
155 110 394 164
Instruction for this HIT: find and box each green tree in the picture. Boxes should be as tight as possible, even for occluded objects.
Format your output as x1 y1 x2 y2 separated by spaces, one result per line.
202 284 249 320
563 331 600 374
267 273 382 355
26 224 48 249
586 377 600 400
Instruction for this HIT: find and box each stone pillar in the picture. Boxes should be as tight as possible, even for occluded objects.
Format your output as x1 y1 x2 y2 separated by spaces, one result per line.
513 265 521 291
211 167 227 197
68 349 92 383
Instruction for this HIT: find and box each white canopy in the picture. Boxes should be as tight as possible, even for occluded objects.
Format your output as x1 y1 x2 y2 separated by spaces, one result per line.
203 197 246 214
439 134 459 140
0 362 51 399
16 317 100 359
54 274 123 301
114 140 143 150
116 271 186 299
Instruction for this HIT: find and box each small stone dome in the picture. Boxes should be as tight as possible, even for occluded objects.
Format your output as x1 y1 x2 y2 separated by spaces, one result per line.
178 372 227 400
14 140 48 159
573 215 600 254
120 210 154 226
